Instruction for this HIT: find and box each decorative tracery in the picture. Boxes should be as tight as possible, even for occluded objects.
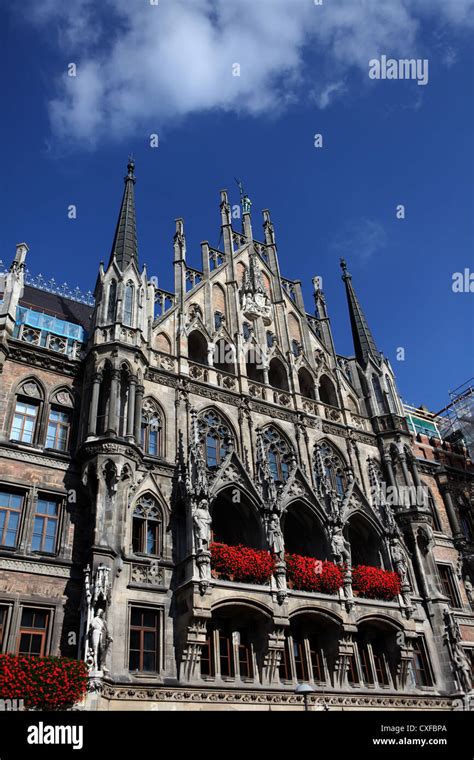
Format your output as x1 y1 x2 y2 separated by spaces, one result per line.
314 442 346 498
261 427 293 483
197 410 233 468
132 495 162 556
141 398 163 456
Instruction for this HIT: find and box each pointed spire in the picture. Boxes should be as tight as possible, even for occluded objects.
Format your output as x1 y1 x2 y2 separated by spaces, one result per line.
340 258 380 366
108 157 138 271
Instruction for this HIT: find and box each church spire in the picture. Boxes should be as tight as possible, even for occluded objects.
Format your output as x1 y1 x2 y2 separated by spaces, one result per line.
108 157 138 271
340 258 381 366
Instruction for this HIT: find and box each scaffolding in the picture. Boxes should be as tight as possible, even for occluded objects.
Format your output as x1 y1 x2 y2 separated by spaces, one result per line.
434 378 474 455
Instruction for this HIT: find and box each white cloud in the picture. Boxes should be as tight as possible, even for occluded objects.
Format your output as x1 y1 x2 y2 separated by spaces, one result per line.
18 0 474 145
331 219 387 264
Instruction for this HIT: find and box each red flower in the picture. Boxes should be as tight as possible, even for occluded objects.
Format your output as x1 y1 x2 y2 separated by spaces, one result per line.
210 542 275 584
352 565 401 601
0 654 88 710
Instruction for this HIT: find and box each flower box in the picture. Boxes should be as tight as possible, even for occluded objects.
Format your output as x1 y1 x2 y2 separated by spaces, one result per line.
0 654 88 711
351 565 401 601
210 542 275 585
285 553 344 594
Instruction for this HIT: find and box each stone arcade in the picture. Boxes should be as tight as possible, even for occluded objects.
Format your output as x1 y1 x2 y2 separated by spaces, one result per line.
0 160 473 711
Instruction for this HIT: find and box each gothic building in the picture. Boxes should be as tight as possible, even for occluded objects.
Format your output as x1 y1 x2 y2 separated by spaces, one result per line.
0 161 473 711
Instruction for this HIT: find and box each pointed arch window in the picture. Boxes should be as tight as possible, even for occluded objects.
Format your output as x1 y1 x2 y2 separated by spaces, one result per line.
132 495 163 556
10 380 44 445
372 375 389 415
141 400 163 456
107 280 117 323
315 443 346 498
262 427 293 483
124 282 134 327
198 410 233 468
385 376 398 413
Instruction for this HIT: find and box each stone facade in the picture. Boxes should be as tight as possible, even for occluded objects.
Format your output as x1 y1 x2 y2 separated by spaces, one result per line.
0 161 473 711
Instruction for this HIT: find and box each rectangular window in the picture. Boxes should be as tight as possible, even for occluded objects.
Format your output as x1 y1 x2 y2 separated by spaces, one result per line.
360 647 374 685
412 637 434 687
32 498 60 553
347 653 360 685
200 631 214 677
308 638 325 683
17 608 50 657
10 401 38 444
0 490 23 548
236 630 253 679
46 409 71 451
437 564 460 608
129 608 160 672
279 637 292 681
217 628 234 677
373 651 390 686
293 639 307 682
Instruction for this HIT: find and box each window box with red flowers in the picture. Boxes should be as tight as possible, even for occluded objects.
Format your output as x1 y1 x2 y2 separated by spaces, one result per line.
285 553 344 594
351 565 401 601
0 654 88 711
210 542 275 585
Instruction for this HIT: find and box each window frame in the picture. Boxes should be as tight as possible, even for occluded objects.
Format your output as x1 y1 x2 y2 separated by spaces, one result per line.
128 605 162 674
45 406 72 452
0 489 25 549
437 564 461 608
31 495 62 555
10 398 41 445
17 607 51 658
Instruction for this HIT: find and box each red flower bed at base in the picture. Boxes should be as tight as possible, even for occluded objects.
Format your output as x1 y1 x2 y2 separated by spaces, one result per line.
211 542 275 584
352 565 401 601
0 654 88 710
285 553 344 594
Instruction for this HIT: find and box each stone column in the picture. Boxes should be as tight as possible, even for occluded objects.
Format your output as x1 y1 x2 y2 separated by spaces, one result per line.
134 384 144 443
107 369 120 436
87 372 102 436
127 377 137 439
440 487 463 540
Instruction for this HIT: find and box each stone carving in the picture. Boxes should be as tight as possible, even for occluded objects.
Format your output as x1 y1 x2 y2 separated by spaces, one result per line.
267 512 284 561
390 536 413 616
21 381 41 397
464 577 474 609
83 564 113 679
240 252 272 325
131 562 164 586
443 608 473 695
193 498 212 553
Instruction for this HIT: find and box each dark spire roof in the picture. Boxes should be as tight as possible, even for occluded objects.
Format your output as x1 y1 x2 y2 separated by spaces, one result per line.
108 158 138 271
340 258 381 366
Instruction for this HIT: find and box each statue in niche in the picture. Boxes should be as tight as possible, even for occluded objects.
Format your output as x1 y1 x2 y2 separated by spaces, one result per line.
88 609 113 673
330 524 351 566
267 512 285 561
193 498 212 553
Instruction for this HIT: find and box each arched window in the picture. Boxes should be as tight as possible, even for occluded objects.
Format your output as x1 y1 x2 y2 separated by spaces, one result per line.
298 367 315 399
123 282 134 326
372 375 389 415
386 376 398 413
188 330 208 365
214 311 224 330
246 348 264 383
132 495 162 556
315 442 346 498
268 357 289 391
198 410 233 468
213 339 236 374
262 427 293 483
107 280 117 323
46 388 74 452
318 375 338 407
10 379 44 445
141 399 163 456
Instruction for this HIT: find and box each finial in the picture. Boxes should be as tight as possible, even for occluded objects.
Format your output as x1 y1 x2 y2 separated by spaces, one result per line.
234 177 252 213
126 155 136 181
340 257 351 280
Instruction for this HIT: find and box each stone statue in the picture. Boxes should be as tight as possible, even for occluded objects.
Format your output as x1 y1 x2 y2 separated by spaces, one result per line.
330 524 351 566
88 609 112 672
267 512 285 561
453 646 473 694
193 498 212 552
390 538 408 585
464 577 474 609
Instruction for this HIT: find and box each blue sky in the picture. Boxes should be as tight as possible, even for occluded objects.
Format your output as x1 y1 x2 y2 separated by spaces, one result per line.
1 0 473 410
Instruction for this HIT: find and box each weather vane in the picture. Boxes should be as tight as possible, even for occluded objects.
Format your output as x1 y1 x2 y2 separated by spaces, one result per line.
234 177 252 213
